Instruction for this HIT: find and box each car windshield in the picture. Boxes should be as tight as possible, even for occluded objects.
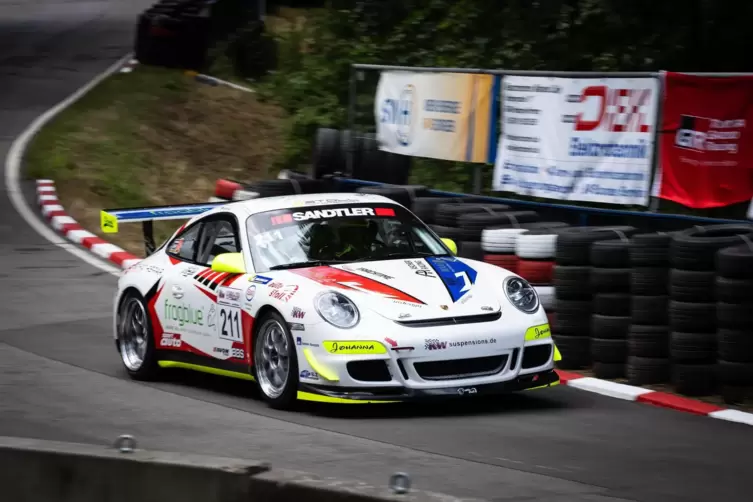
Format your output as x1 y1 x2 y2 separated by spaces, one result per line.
245 202 450 272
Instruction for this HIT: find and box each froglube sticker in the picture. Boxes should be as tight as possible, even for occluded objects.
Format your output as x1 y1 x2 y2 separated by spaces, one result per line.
424 256 477 303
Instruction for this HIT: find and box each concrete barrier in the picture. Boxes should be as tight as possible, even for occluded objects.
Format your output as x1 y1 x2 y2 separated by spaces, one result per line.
0 436 486 502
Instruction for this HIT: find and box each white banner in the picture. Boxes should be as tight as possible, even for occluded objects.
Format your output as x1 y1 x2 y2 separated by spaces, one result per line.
492 76 659 205
375 72 494 163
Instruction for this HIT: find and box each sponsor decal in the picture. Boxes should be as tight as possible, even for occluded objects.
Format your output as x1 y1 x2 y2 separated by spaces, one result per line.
424 256 477 303
207 304 217 328
269 285 299 302
124 263 163 275
290 323 305 332
425 337 496 350
356 267 393 280
163 299 203 327
295 336 317 346
291 307 305 319
440 305 449 310
300 370 319 380
250 275 272 284
393 300 423 308
525 323 551 341
269 282 283 289
168 238 184 254
231 348 245 359
481 306 493 311
397 313 411 319
457 387 477 395
270 214 293 225
323 341 387 355
246 285 256 302
425 338 447 350
254 229 284 248
181 265 199 277
406 259 436 278
290 267 424 304
460 294 472 304
213 347 229 356
218 288 241 302
160 333 182 348
384 337 398 347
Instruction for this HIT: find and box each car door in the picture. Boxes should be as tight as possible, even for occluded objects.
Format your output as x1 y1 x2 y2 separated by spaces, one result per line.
159 220 211 358
191 214 250 368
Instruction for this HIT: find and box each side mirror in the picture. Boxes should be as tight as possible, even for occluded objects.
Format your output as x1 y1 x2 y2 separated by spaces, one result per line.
441 238 457 255
211 252 246 274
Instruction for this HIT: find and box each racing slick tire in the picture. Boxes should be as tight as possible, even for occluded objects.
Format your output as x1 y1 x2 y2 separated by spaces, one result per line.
253 310 299 410
116 292 161 381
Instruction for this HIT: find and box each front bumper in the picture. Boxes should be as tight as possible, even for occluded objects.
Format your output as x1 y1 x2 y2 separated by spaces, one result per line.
297 368 559 403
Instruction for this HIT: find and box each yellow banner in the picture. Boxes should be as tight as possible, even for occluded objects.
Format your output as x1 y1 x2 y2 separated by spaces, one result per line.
376 72 494 163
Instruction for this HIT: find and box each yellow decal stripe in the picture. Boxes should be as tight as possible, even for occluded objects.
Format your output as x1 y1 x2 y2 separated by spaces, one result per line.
553 344 562 362
303 348 339 382
100 210 118 234
297 391 399 404
525 381 560 391
157 360 255 381
525 323 551 342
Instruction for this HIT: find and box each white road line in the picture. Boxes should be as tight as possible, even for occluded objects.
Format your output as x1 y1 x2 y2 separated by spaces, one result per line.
3 54 133 277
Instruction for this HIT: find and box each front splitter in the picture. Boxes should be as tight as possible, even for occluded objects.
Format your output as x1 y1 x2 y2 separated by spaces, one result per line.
296 368 559 404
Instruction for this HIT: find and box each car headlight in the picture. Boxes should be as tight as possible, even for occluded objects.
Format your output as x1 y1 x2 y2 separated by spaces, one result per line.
504 277 539 313
314 291 360 329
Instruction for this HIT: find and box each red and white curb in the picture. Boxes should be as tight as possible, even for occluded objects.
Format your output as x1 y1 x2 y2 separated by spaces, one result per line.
35 180 141 270
557 371 753 427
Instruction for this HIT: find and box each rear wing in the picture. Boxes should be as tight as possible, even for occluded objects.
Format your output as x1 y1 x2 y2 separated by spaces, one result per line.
100 202 226 256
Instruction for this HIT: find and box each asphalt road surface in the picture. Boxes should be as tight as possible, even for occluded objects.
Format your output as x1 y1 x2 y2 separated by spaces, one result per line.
1 2 752 501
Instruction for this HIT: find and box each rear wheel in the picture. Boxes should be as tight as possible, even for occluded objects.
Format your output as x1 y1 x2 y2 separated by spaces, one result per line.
117 293 160 380
253 311 299 409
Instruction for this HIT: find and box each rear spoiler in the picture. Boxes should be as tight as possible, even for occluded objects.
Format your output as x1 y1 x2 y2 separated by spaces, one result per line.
100 201 226 256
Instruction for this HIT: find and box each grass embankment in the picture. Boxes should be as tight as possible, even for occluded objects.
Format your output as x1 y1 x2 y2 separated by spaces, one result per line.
26 66 286 255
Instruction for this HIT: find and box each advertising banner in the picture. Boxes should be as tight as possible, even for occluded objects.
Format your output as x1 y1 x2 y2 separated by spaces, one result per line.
656 72 753 209
492 76 659 206
375 72 495 163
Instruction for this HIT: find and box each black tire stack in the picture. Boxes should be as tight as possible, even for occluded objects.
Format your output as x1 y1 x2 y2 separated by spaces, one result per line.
356 184 430 209
715 244 753 404
668 224 753 396
589 238 632 379
626 233 673 385
552 227 635 369
430 202 511 248
312 128 412 184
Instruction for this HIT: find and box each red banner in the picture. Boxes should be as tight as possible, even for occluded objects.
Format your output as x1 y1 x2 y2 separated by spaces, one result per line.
657 72 753 208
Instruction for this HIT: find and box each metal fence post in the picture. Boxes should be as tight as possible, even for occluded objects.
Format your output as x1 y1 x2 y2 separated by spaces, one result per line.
347 64 357 177
648 71 666 212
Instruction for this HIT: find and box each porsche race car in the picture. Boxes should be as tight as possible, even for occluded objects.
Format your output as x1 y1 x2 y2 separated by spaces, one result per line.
104 192 561 409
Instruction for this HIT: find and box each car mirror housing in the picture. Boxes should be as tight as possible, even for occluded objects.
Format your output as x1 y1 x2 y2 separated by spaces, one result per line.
211 252 246 274
441 238 457 255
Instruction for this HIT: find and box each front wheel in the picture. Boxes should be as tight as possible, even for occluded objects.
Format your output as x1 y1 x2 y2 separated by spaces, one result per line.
253 311 299 409
117 293 160 380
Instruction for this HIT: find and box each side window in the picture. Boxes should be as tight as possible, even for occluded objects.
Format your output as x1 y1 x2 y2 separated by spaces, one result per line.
166 223 202 261
197 219 240 266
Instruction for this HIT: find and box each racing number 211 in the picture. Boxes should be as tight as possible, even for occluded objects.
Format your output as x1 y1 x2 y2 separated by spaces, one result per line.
219 307 242 342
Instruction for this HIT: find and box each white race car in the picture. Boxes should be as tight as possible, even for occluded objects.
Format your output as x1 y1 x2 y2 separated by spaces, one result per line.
103 193 561 409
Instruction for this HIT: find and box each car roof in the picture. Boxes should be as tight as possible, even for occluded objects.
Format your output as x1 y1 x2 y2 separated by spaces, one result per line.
204 192 403 220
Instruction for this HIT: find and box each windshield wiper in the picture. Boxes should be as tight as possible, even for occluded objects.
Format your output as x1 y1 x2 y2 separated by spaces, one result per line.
354 251 449 262
269 260 345 271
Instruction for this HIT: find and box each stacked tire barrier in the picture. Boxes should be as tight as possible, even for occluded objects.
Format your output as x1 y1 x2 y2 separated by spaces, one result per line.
135 0 256 71
551 227 636 370
589 237 632 379
668 225 753 396
626 233 673 385
716 244 753 403
313 128 412 184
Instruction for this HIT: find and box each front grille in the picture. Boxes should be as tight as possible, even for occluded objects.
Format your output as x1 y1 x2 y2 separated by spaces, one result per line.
413 355 508 381
522 345 552 369
395 312 501 328
346 360 392 382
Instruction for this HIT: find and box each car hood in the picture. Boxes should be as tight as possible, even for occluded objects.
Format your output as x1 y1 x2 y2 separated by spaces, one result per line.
274 256 502 321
